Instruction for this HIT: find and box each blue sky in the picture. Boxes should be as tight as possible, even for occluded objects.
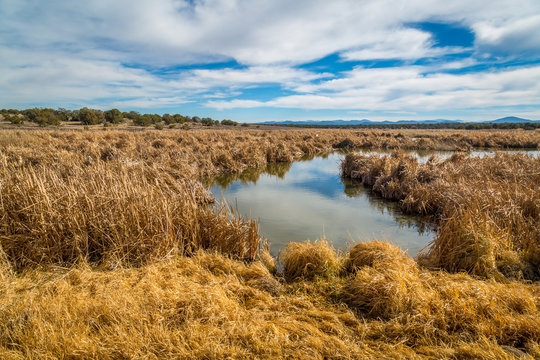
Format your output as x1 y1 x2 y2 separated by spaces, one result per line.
1 0 539 122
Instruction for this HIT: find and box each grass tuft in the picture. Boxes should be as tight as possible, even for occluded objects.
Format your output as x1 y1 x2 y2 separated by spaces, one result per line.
281 239 340 281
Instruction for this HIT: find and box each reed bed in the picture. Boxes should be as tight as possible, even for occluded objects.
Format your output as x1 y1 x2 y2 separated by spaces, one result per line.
0 156 260 269
1 128 539 358
0 128 537 179
342 151 540 280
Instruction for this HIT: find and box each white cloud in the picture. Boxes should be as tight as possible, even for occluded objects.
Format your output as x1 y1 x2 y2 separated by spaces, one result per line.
473 14 540 56
184 66 331 89
206 65 540 111
3 0 539 66
207 99 264 110
1 0 540 114
340 28 438 61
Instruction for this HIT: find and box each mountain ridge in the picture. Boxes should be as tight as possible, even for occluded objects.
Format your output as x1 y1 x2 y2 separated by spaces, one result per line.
258 116 538 125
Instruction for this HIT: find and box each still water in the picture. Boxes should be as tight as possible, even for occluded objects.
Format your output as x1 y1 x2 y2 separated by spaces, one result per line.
206 151 436 256
206 149 538 256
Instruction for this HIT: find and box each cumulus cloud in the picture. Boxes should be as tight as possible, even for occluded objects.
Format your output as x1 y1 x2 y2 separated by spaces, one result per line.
207 65 540 111
473 14 540 57
3 0 539 66
0 0 539 115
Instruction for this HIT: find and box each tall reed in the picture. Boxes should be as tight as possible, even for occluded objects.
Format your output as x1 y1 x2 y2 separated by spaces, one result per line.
342 151 540 279
0 157 261 269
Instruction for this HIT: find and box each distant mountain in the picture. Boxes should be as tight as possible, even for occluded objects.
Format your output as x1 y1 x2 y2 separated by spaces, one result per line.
260 119 463 125
492 116 536 123
259 117 538 125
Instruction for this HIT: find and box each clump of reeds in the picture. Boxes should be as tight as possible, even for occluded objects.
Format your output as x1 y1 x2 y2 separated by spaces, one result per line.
342 240 413 273
418 207 530 279
0 159 260 269
342 151 540 280
280 239 340 281
343 258 427 319
342 241 424 318
341 242 539 349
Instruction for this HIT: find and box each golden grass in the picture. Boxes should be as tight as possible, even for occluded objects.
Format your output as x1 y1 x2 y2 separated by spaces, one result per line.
0 156 261 269
342 240 412 272
280 239 340 281
1 128 539 358
343 151 540 280
1 245 538 359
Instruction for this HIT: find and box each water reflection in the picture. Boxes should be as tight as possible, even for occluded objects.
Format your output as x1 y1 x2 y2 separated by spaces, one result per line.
203 162 292 189
205 152 434 256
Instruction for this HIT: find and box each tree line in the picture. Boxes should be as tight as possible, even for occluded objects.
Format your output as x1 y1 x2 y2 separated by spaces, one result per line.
0 108 238 127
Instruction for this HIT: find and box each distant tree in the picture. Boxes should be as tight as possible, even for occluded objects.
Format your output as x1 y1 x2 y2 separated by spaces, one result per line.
22 108 61 126
5 114 24 125
132 113 161 127
56 108 72 122
174 114 190 123
104 109 124 124
221 119 237 126
162 113 174 125
77 107 102 125
152 114 163 124
191 116 201 123
201 117 215 126
1 109 21 116
123 111 140 120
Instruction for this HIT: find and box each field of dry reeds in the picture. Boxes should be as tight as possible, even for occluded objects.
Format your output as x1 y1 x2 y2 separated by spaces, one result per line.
1 128 539 359
342 150 540 281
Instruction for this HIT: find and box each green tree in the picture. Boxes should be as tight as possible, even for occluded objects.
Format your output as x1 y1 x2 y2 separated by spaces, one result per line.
201 117 215 126
221 119 237 126
77 107 101 125
5 114 24 125
123 111 140 120
162 114 174 124
132 114 160 127
22 108 61 126
104 109 124 124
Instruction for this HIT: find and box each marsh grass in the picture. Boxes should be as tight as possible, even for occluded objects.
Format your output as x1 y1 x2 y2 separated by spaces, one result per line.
280 239 341 281
0 128 539 358
0 158 261 269
1 244 538 359
342 151 540 280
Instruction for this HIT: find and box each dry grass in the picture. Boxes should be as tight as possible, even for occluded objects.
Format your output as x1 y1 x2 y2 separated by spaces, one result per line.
0 156 261 269
1 244 538 359
342 151 540 280
1 128 539 358
280 239 340 281
342 240 412 272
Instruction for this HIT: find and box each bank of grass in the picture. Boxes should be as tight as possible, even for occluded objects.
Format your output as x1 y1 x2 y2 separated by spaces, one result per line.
342 151 540 281
1 128 539 358
1 242 538 359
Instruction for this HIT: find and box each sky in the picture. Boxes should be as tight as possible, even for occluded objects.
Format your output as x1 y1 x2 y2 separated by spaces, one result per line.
1 0 540 122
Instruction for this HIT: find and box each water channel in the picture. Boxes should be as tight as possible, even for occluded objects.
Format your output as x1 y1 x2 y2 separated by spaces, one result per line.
205 149 538 257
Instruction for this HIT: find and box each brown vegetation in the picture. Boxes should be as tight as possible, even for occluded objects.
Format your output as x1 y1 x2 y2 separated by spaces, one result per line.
342 151 540 280
281 239 340 281
1 128 539 358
